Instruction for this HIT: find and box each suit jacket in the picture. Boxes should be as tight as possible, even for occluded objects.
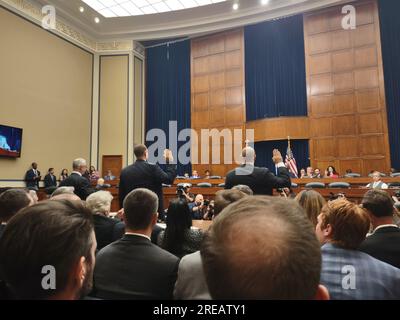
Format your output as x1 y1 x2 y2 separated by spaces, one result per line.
94 234 179 300
225 164 291 195
320 243 400 300
44 173 57 188
59 172 95 200
174 251 211 300
359 226 400 269
119 160 177 213
25 169 40 189
0 224 5 240
93 215 125 251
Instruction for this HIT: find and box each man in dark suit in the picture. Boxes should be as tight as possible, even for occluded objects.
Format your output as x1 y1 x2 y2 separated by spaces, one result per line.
24 162 41 190
59 158 95 200
359 190 400 269
225 147 291 195
119 144 177 215
0 189 33 239
44 167 58 194
94 188 179 300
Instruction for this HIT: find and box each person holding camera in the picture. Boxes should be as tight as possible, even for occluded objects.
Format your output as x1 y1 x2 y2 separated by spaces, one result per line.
189 194 206 220
177 184 194 203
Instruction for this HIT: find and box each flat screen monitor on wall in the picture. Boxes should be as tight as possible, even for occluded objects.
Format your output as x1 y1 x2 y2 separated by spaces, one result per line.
0 124 23 158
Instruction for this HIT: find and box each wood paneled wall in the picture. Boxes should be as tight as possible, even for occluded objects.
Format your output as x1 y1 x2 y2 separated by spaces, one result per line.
304 0 391 176
191 29 246 177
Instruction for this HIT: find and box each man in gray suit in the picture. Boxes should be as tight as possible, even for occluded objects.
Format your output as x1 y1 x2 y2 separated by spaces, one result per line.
317 199 400 300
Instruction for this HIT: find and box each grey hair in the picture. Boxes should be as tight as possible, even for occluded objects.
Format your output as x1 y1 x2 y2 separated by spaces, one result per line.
72 158 87 170
51 186 75 198
86 191 114 215
232 185 253 196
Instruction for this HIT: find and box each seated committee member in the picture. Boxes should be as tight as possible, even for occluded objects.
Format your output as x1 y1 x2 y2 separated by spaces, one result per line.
104 170 116 181
366 171 388 189
313 168 323 179
174 189 248 300
157 198 204 258
119 145 177 216
94 189 179 300
0 134 10 151
24 162 41 190
200 196 329 300
325 166 339 178
0 189 34 239
0 200 96 300
204 170 211 179
190 170 200 179
225 147 291 195
317 199 400 300
86 191 125 251
59 158 95 200
359 190 400 269
59 168 69 182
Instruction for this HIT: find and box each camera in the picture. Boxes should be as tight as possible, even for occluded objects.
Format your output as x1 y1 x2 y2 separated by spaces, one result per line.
204 199 210 206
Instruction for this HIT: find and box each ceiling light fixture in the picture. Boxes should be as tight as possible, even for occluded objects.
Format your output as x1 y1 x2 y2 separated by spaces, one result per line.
233 3 239 10
94 17 100 23
79 6 85 13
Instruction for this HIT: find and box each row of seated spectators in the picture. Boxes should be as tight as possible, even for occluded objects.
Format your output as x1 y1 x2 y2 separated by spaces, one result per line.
0 185 400 300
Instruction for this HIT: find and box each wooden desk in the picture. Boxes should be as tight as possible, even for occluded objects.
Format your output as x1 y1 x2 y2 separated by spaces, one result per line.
173 178 225 186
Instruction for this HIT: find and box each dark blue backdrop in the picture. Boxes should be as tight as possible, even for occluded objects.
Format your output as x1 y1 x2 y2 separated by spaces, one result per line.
379 0 400 170
145 40 192 175
244 15 308 121
254 140 310 173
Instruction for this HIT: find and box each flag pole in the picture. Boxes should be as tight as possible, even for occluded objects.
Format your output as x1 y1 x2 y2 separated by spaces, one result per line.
288 136 291 149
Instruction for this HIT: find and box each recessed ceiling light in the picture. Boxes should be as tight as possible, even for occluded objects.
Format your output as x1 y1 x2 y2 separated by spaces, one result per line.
79 6 85 13
261 0 270 5
94 17 100 23
233 3 239 10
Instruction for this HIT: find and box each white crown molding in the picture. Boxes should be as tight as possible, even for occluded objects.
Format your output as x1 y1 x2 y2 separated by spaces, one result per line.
0 0 144 53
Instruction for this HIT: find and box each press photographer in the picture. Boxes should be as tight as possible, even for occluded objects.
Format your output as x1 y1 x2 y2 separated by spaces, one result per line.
176 183 194 203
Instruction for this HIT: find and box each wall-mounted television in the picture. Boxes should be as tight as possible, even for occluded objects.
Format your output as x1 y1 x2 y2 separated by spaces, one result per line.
0 124 23 158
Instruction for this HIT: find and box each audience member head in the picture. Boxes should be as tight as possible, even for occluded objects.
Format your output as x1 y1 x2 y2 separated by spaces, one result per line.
123 188 158 233
0 189 34 223
86 191 113 217
362 190 394 228
0 200 96 299
61 169 69 176
316 199 370 249
371 171 382 182
51 186 75 198
134 144 148 160
50 193 81 202
89 166 96 174
295 190 326 227
31 162 38 170
48 168 54 175
214 189 247 217
72 158 87 175
29 189 39 204
201 196 328 300
241 147 256 164
162 198 192 255
232 184 253 196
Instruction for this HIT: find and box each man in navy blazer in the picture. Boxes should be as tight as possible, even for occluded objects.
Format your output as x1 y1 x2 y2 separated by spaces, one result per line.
119 144 176 215
316 199 400 300
359 190 400 269
24 162 41 190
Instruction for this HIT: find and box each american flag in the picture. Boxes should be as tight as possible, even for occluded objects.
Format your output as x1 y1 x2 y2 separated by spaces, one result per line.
285 142 298 178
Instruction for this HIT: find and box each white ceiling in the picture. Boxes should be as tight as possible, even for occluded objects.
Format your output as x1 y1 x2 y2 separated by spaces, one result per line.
82 0 227 17
32 0 352 41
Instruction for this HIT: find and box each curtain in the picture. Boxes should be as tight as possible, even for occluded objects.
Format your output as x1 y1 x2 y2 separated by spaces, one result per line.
254 140 310 173
145 40 192 175
245 15 308 121
379 0 400 169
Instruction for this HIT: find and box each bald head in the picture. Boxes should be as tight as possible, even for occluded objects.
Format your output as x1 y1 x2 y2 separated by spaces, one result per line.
201 196 322 300
241 147 256 164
